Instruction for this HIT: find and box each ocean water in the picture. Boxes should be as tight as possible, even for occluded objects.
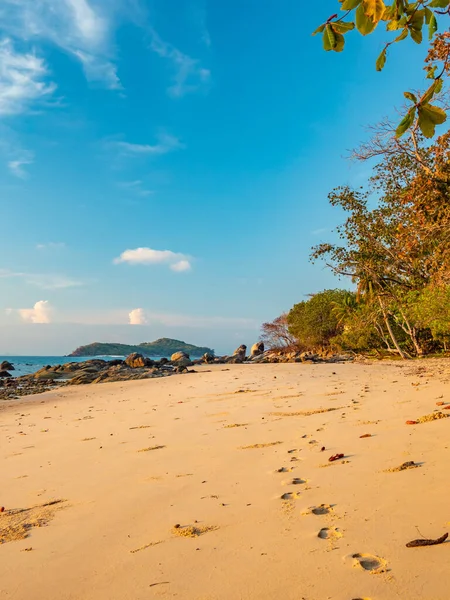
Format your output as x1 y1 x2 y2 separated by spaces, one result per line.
0 355 149 377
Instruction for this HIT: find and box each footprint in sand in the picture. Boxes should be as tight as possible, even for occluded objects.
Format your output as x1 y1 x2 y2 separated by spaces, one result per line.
352 553 387 574
280 492 300 501
276 467 293 473
318 526 343 540
290 477 306 485
309 504 333 516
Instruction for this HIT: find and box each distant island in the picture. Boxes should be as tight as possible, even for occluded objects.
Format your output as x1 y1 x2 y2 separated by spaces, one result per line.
68 338 214 358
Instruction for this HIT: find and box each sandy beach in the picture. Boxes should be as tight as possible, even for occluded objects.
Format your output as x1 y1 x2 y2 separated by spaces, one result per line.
1 361 450 600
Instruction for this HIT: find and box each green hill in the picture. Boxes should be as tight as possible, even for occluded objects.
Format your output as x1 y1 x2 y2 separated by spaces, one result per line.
68 338 214 358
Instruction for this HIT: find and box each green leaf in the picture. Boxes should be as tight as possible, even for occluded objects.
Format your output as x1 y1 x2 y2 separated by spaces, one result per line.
424 7 433 24
312 23 326 36
435 78 443 94
428 14 438 39
387 19 402 30
333 31 346 52
411 9 425 27
396 107 416 137
418 107 436 138
332 21 355 33
363 0 386 23
429 0 449 7
416 103 446 139
356 3 377 34
376 48 387 71
404 91 417 103
394 28 409 42
421 103 447 125
422 80 439 104
323 25 337 51
426 65 437 79
409 26 423 44
341 0 363 8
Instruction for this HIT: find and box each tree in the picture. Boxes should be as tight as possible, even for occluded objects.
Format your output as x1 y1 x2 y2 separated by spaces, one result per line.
260 313 298 350
314 3 450 137
287 289 350 349
311 128 450 357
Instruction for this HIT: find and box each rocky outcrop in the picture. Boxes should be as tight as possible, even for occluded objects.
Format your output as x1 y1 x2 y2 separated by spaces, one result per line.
125 353 153 369
228 345 246 363
202 353 215 363
170 351 191 367
250 342 264 358
249 349 353 364
1 361 14 371
0 355 198 400
0 370 12 378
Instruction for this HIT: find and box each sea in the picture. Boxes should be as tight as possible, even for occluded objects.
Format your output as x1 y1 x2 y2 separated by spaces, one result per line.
0 355 163 377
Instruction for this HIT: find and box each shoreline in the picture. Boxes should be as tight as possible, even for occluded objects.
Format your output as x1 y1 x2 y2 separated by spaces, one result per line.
1 361 450 600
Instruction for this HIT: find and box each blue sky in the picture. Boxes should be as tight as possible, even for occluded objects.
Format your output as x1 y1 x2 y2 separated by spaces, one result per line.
0 0 428 354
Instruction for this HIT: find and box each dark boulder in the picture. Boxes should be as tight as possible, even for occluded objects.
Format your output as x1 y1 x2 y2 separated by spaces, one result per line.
0 361 14 371
108 359 124 367
0 370 12 378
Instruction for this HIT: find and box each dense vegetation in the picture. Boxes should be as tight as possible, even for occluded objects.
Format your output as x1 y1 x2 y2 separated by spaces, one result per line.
69 338 214 357
263 124 450 358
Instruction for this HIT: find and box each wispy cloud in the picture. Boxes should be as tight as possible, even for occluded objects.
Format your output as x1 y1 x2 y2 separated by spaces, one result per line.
0 38 56 117
192 3 211 48
0 268 83 289
113 247 192 272
117 180 154 197
1 0 121 90
109 132 184 156
36 242 66 250
73 49 121 90
311 228 329 236
150 30 210 97
8 155 34 178
129 307 147 325
14 300 52 324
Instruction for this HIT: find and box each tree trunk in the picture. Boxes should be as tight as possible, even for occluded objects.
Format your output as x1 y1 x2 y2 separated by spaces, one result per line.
396 308 424 356
378 296 407 359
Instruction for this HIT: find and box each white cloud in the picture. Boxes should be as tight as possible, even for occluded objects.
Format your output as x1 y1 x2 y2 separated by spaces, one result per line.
117 180 154 197
170 260 191 273
113 247 192 272
73 49 121 90
192 4 211 48
28 307 257 329
150 30 210 97
110 132 184 156
0 38 56 116
129 307 147 325
17 300 52 323
36 242 66 250
0 268 82 289
8 156 34 178
0 0 120 89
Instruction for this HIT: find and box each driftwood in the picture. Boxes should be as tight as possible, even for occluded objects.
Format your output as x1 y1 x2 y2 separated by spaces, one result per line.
406 533 448 548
